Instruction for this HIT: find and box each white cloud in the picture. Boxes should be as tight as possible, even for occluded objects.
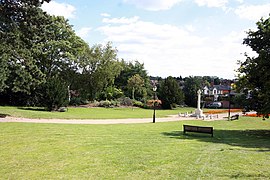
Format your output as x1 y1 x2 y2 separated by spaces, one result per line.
235 3 270 21
41 1 76 19
123 0 182 11
194 0 228 8
235 0 244 3
102 16 140 24
185 25 196 32
98 16 250 78
76 27 92 39
101 13 111 17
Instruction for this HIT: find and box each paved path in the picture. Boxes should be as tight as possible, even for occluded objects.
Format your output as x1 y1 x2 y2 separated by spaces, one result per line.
0 113 238 124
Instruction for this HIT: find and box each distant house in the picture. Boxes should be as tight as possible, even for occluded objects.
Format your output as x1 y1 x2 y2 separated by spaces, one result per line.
203 85 231 101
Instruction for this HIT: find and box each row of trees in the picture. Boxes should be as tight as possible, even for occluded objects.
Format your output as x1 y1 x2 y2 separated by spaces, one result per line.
0 0 186 110
1 1 269 115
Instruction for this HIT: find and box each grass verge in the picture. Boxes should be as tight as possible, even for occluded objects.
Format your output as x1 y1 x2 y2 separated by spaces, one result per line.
0 117 270 179
0 106 195 119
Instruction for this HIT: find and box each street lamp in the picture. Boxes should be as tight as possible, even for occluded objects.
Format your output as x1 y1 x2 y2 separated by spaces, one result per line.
228 88 231 120
228 83 234 120
153 85 157 123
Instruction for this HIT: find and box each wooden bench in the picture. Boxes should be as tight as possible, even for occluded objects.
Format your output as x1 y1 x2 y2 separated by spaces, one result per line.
183 125 213 137
230 114 239 120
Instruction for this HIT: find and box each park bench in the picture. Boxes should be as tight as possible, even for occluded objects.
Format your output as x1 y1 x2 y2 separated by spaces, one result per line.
183 125 213 137
230 114 239 120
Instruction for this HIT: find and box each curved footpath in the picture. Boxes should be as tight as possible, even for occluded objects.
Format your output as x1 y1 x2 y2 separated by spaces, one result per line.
0 113 238 124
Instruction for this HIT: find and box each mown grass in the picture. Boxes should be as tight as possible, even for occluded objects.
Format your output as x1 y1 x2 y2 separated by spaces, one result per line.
1 117 270 179
0 106 195 119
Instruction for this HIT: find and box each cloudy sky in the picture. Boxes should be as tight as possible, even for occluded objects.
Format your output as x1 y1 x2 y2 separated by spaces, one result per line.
41 0 270 79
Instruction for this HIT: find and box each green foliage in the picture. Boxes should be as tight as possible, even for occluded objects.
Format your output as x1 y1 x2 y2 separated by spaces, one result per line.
79 43 123 100
97 100 113 108
42 77 69 111
69 97 88 106
0 48 9 91
0 0 52 94
115 60 151 99
34 16 88 80
127 74 146 100
237 15 270 117
0 0 90 105
158 76 184 109
132 100 144 108
98 86 123 101
118 97 133 106
183 76 202 107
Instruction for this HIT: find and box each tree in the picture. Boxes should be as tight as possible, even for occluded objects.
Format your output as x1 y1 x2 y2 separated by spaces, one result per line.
0 45 9 91
115 60 150 99
127 74 145 100
183 76 202 107
0 0 90 107
158 76 184 109
33 15 89 89
237 15 270 118
42 76 69 111
0 0 50 94
79 43 123 100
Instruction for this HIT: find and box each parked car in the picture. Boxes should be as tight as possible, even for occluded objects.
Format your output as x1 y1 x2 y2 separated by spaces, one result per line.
206 102 222 108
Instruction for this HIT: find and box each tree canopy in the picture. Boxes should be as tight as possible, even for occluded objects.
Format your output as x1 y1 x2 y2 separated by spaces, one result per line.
158 76 184 109
237 15 270 117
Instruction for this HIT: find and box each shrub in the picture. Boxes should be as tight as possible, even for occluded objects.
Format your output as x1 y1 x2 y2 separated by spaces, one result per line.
132 100 144 108
98 100 112 108
110 100 120 107
118 97 133 106
69 97 86 106
42 77 69 111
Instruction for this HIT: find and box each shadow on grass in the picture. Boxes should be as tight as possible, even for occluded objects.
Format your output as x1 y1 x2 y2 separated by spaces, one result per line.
17 107 47 112
162 129 270 150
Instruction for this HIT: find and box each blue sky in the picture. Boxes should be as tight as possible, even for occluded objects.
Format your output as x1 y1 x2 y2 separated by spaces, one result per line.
42 0 270 79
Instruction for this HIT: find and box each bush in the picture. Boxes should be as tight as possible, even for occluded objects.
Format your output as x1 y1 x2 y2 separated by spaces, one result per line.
118 97 133 106
132 100 144 108
42 77 69 111
110 100 120 107
98 100 112 108
69 97 88 106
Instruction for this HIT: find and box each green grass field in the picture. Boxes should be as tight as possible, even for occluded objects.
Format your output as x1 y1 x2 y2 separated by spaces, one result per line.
1 117 270 179
0 106 195 119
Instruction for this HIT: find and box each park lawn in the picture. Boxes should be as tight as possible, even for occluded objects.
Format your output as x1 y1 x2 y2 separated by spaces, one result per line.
0 117 270 179
0 106 195 119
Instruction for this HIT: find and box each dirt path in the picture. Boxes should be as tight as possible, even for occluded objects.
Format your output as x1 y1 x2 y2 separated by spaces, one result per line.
0 113 236 124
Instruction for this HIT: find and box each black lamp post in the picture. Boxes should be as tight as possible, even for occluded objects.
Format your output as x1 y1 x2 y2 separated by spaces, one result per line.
153 85 157 123
228 88 231 120
228 83 233 120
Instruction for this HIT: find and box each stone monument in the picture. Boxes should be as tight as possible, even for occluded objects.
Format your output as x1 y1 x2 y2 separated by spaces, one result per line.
194 89 204 118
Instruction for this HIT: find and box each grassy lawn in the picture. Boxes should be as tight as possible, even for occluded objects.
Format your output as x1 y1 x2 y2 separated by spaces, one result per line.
0 106 195 119
1 117 270 179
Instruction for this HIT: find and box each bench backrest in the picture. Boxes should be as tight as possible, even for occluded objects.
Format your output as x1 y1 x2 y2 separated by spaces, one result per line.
183 125 213 136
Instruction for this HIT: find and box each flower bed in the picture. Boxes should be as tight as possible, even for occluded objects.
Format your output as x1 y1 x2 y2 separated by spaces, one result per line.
204 109 242 114
243 113 270 117
243 113 259 117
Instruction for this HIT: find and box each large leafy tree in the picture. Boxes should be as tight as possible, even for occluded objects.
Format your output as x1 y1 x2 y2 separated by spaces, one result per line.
127 74 146 100
158 76 184 109
33 15 88 83
79 43 123 100
237 16 270 117
0 0 89 109
115 60 150 99
0 0 50 93
183 76 202 107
